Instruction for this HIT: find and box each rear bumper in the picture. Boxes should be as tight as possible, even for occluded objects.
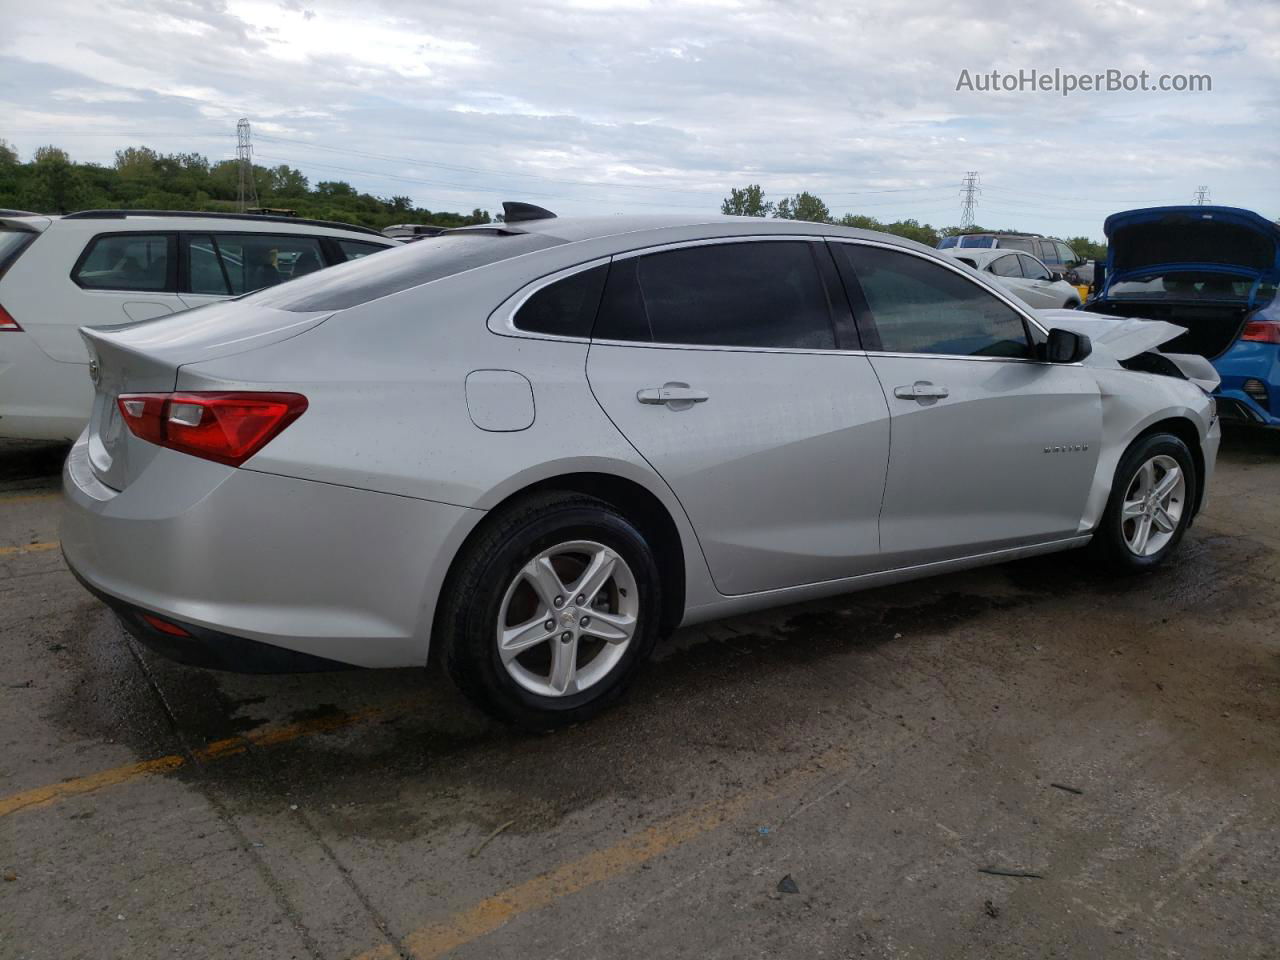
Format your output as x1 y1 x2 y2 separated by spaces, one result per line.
61 436 483 669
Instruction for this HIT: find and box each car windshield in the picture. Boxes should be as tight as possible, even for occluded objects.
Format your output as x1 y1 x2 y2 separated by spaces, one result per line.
1107 271 1275 301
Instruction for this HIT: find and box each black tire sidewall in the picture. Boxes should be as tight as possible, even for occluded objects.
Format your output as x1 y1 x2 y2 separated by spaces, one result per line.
1097 433 1196 571
445 500 661 727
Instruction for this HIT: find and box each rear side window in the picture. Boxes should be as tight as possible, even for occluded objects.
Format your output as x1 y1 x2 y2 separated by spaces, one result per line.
513 265 608 338
335 239 389 261
990 255 1021 278
250 231 563 312
833 244 1031 359
1037 240 1062 266
594 241 836 350
0 228 37 281
73 233 173 291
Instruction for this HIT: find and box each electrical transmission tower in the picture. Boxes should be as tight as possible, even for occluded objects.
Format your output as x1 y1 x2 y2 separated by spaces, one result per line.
959 172 981 227
236 118 260 212
1193 185 1210 206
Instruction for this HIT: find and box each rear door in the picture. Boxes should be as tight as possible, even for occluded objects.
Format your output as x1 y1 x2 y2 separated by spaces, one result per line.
586 238 890 596
1016 254 1062 308
831 240 1101 568
71 231 186 324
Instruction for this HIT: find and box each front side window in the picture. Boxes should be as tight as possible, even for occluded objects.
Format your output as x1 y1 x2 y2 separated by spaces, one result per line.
1055 241 1077 266
833 244 1032 359
513 264 607 337
990 255 1021 278
74 233 172 291
1019 255 1052 281
211 234 327 294
594 241 836 350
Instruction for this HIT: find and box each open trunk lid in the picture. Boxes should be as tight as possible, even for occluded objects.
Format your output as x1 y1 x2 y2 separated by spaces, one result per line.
81 301 332 490
1102 206 1280 293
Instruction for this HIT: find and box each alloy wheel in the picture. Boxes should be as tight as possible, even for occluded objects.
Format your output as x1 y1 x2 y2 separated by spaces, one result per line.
1120 454 1186 557
495 539 639 697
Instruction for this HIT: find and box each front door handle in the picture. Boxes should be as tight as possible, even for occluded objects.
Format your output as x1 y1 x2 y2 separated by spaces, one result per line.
893 381 950 402
637 383 709 406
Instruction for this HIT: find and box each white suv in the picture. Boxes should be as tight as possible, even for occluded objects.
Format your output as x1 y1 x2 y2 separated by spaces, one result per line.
0 210 396 440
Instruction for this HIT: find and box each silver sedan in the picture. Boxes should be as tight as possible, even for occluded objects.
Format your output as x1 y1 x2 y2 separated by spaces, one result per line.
62 207 1220 727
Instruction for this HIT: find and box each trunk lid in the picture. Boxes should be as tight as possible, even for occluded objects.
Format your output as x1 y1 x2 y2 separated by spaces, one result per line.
81 301 332 490
1101 206 1280 294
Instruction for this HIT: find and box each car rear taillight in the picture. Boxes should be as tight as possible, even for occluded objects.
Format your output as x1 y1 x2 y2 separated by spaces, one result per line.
1240 320 1280 344
117 392 308 467
0 303 21 331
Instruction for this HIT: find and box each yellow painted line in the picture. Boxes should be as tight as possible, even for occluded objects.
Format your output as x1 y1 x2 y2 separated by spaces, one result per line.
0 491 60 505
0 541 60 558
352 750 843 960
0 705 388 818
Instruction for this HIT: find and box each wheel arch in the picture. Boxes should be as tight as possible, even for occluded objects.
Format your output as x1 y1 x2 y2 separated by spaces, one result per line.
430 470 693 661
1132 416 1207 518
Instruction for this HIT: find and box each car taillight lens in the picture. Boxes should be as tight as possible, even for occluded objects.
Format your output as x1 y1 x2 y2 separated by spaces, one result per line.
1241 320 1280 344
117 392 307 467
0 303 21 331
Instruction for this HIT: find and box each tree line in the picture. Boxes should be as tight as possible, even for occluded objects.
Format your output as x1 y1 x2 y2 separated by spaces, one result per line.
721 184 1107 260
0 141 491 230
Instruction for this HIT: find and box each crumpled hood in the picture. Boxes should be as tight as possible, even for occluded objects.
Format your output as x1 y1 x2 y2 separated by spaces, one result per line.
1035 308 1222 391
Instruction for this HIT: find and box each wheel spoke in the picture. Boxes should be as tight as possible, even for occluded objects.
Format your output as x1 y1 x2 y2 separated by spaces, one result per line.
1121 498 1146 520
1135 460 1156 497
523 556 567 611
581 610 636 644
1152 505 1177 534
571 548 617 607
1152 465 1182 502
549 636 578 695
499 617 552 663
1131 514 1153 554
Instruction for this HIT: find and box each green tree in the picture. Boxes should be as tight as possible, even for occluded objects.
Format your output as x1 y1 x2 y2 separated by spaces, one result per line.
774 191 831 224
23 146 86 213
1065 235 1106 261
0 139 17 166
721 184 773 217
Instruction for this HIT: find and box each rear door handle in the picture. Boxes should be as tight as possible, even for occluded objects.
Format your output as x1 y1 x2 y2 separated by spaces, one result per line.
637 383 709 406
893 381 950 401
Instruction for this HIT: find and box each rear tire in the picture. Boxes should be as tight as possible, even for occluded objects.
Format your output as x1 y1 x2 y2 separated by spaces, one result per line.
438 492 662 729
1091 432 1196 573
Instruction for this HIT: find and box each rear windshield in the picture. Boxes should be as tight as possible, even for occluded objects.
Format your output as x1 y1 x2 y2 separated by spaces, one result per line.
0 227 38 281
958 235 996 248
247 230 563 312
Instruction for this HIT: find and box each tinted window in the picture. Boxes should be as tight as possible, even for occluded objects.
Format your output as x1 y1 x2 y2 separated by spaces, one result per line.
74 233 171 291
336 239 388 261
595 242 835 350
990 255 1021 278
186 234 230 295
834 244 1031 359
210 234 326 294
936 236 959 249
251 231 563 312
1019 255 1052 281
513 265 607 338
997 237 1034 254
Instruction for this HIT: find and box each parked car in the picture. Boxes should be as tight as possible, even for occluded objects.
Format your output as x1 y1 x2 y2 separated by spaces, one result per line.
937 232 1081 276
0 210 396 440
62 205 1220 728
1086 206 1280 428
942 248 1083 309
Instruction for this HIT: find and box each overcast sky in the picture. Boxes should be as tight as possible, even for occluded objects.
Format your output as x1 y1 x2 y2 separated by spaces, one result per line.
2 0 1277 239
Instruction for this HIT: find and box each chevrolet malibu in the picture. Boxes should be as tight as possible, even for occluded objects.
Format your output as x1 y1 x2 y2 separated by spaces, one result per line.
63 206 1221 727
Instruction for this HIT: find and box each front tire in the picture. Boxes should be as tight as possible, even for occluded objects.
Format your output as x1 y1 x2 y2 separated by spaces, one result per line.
439 493 662 729
1092 432 1196 572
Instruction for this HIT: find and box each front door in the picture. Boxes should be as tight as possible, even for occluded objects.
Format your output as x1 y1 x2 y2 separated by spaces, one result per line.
831 240 1102 568
586 239 891 596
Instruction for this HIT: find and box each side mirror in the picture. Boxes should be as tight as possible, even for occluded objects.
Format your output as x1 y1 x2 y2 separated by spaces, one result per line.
1049 271 1063 283
1044 327 1092 363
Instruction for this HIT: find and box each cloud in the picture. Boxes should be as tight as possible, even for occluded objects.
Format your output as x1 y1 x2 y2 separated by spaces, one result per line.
1 0 1277 234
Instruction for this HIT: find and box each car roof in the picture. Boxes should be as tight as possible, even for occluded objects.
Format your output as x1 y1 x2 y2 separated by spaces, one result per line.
450 213 938 256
